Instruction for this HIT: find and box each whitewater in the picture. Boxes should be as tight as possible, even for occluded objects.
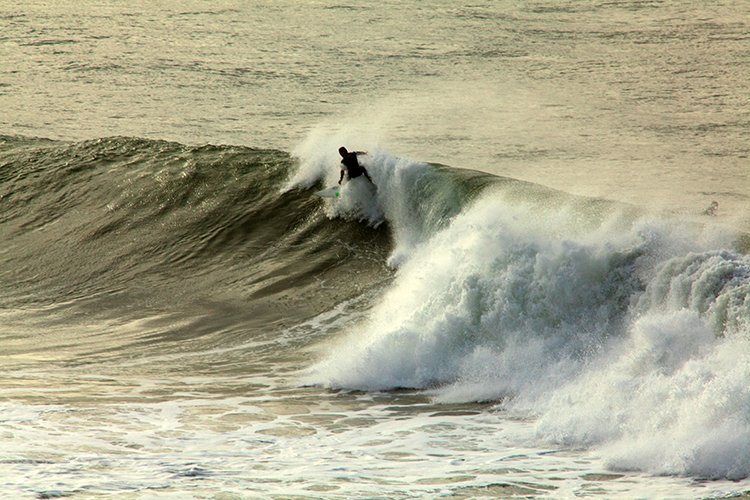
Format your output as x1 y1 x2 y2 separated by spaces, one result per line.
2 1 749 498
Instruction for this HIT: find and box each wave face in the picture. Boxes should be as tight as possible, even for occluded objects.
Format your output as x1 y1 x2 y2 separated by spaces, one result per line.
0 136 394 327
3 135 750 482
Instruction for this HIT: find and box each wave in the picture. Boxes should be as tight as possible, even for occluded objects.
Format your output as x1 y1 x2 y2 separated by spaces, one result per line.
0 134 501 324
292 140 750 480
3 134 750 480
0 136 395 319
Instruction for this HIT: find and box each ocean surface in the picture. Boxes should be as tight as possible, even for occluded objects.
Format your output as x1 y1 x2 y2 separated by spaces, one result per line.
1 1 749 498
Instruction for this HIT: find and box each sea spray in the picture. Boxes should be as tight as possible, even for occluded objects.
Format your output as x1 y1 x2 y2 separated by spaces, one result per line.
533 249 750 479
285 143 495 267
307 192 647 392
306 178 750 479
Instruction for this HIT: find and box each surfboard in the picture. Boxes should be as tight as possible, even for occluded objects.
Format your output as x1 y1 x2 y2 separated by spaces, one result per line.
314 186 341 199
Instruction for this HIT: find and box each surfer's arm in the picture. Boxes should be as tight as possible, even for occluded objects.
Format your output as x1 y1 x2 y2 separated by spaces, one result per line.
338 169 345 184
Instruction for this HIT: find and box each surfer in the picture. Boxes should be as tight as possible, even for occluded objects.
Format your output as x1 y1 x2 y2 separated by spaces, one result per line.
338 147 374 186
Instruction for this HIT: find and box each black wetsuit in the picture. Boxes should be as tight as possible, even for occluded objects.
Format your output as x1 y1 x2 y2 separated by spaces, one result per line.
341 152 366 179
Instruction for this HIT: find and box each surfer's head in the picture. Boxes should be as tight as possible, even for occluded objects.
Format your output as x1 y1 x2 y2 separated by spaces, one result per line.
338 146 348 157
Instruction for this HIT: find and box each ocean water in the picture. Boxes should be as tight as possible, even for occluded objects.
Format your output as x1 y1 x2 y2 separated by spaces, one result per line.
1 1 749 498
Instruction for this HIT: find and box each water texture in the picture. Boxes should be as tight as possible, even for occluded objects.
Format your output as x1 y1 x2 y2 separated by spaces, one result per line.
1 1 749 498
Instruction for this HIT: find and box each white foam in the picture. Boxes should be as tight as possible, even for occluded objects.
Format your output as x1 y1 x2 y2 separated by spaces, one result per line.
306 182 750 479
309 193 641 389
283 124 382 192
533 251 750 479
285 131 454 257
289 128 750 480
5 394 744 499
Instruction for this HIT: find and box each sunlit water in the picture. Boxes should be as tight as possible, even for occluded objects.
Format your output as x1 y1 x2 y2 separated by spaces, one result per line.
3 0 747 227
2 1 749 498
